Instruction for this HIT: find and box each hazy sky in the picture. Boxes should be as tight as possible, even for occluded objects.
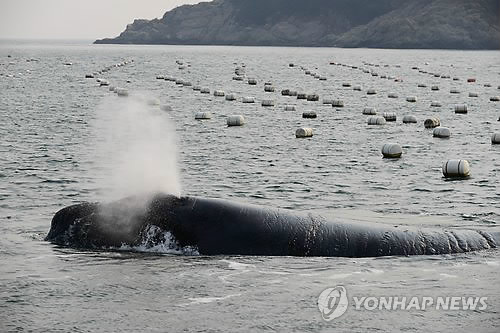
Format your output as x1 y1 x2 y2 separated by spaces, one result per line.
0 0 204 40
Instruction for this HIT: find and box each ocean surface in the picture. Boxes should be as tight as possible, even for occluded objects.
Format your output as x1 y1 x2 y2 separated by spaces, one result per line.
0 41 499 332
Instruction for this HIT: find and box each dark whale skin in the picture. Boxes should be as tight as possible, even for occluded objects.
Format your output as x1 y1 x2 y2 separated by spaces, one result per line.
46 193 498 257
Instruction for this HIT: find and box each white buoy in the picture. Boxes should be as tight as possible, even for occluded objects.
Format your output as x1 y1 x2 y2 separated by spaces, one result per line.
264 85 275 92
490 96 500 102
242 97 255 103
214 90 225 97
307 94 319 101
469 92 478 97
402 115 417 123
492 133 500 144
227 115 245 126
332 100 344 107
225 94 237 101
383 112 397 122
381 143 402 158
424 117 440 128
454 104 468 114
261 100 275 107
388 93 398 98
160 105 173 111
367 117 386 125
284 105 296 111
200 88 210 94
195 112 212 120
367 89 377 95
406 96 417 102
296 128 313 138
431 101 442 107
363 107 377 115
433 127 451 138
302 111 317 119
442 160 470 178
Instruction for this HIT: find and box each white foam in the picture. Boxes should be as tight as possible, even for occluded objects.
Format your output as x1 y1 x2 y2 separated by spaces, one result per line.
119 225 199 255
439 273 458 279
484 261 499 266
220 259 256 270
181 293 242 306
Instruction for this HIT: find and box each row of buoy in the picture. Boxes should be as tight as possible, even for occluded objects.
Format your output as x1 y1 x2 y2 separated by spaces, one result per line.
291 62 497 178
198 60 495 143
86 59 133 79
337 60 498 105
298 66 327 81
331 60 403 82
157 58 499 175
160 59 497 126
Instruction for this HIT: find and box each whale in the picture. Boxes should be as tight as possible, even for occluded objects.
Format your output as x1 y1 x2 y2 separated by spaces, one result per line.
46 193 499 257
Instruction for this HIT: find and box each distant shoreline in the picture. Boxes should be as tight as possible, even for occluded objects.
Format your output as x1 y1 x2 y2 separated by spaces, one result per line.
93 40 500 51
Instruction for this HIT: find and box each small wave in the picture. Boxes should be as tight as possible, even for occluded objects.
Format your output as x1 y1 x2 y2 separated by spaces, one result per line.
329 273 353 279
180 293 242 306
439 273 458 279
119 225 199 255
484 261 499 266
220 259 256 270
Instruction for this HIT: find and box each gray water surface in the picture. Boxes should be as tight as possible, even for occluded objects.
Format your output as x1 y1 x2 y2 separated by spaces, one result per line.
0 42 499 332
